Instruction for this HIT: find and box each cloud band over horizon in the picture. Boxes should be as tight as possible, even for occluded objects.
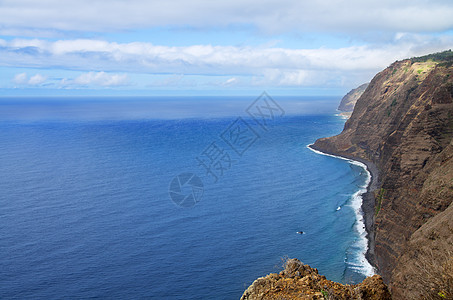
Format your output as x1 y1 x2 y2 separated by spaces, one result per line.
1 0 453 95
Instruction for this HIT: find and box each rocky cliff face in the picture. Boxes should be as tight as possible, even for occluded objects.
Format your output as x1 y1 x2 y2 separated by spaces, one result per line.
313 50 453 298
338 83 369 112
241 259 391 300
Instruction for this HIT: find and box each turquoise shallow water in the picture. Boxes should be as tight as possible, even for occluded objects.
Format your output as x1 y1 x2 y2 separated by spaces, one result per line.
0 96 371 299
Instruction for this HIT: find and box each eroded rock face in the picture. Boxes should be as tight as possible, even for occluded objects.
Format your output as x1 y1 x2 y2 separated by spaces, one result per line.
391 200 453 299
242 52 453 299
338 83 369 112
313 52 453 298
241 259 391 300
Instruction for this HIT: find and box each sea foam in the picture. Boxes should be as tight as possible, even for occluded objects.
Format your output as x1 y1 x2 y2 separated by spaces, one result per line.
307 144 375 277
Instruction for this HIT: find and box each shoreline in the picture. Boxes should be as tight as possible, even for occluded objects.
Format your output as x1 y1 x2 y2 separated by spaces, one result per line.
307 143 379 275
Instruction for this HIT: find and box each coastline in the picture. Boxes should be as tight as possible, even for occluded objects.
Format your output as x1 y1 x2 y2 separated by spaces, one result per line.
307 143 379 276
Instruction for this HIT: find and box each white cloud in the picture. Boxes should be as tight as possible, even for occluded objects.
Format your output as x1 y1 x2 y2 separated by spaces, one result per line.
3 35 453 89
28 74 47 85
222 77 239 86
13 72 47 85
69 72 129 87
0 38 431 71
0 0 453 36
2 36 452 71
2 1 451 92
13 72 28 84
264 69 308 86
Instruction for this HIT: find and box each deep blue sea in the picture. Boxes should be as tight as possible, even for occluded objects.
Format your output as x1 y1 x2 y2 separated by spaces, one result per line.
0 96 373 299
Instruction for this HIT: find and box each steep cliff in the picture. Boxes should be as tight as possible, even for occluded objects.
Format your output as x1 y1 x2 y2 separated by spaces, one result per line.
312 50 453 298
338 83 369 112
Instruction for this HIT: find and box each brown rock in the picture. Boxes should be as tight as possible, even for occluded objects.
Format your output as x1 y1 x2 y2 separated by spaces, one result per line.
243 51 453 300
312 50 453 299
241 259 391 300
338 83 370 112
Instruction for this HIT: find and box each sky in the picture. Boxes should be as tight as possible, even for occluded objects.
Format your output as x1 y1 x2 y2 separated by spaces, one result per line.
1 0 453 96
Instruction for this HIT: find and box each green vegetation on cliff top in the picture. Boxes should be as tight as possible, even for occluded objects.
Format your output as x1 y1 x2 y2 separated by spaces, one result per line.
410 50 453 65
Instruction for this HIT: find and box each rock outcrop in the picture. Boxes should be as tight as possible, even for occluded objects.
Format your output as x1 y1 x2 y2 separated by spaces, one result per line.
312 50 453 298
241 258 391 300
338 83 369 112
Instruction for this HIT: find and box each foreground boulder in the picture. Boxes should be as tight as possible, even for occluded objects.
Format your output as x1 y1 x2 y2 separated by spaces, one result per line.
241 259 391 300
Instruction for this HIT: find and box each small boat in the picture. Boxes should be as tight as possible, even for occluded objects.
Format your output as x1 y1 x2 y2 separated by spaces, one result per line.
296 231 304 234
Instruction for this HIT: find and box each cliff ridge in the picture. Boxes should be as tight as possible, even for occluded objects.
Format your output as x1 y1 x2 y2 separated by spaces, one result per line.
313 50 453 298
338 83 369 112
242 50 453 299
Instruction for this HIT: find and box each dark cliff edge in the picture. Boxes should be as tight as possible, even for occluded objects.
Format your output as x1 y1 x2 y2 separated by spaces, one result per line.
312 50 453 299
242 50 453 299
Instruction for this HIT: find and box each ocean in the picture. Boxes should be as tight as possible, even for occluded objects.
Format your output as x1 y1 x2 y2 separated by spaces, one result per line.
0 96 373 299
